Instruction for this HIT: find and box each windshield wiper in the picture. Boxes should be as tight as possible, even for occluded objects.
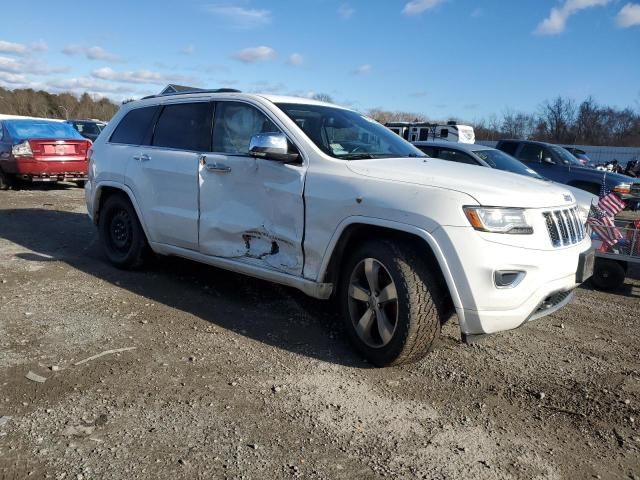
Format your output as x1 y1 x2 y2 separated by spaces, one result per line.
338 153 376 160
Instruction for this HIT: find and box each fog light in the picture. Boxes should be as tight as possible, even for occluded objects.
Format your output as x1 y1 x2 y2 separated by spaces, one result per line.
494 270 526 288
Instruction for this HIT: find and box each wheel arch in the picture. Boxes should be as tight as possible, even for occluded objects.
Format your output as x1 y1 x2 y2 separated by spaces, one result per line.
319 217 464 320
93 182 152 244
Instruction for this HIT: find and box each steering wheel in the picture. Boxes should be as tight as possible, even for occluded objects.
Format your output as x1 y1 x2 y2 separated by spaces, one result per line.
351 146 365 154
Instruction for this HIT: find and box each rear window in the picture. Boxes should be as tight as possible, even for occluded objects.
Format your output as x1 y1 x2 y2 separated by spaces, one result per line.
152 102 211 151
5 120 84 141
110 106 159 145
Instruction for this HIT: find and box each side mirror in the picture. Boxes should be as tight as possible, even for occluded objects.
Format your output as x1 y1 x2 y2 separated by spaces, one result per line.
542 156 555 165
249 132 299 163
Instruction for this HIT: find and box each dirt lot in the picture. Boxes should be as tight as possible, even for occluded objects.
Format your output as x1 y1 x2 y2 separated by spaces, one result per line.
0 186 639 480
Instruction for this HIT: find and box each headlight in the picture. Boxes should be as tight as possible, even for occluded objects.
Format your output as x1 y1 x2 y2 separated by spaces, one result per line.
612 183 630 195
577 205 589 224
463 207 533 234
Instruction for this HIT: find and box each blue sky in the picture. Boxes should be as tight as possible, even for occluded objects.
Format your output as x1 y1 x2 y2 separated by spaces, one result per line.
0 0 638 120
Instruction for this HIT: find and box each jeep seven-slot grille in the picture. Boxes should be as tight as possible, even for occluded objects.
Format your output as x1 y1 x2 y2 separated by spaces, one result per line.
542 207 585 248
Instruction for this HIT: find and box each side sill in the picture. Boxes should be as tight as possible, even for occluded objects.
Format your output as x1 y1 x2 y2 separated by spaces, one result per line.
149 242 334 300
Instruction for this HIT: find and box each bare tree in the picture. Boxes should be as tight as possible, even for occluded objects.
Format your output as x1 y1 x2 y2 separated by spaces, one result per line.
537 96 576 143
312 93 334 103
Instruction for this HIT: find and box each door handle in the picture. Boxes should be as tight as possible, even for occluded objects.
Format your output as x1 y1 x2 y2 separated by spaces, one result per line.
206 163 231 173
133 153 151 162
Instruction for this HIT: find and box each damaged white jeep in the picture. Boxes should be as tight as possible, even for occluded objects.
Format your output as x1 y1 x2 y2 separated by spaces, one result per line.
86 90 593 366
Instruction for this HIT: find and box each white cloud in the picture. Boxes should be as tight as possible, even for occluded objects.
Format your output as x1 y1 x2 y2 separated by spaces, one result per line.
180 45 194 55
232 46 276 63
91 67 195 85
48 77 140 94
0 56 66 75
353 64 372 75
402 0 446 15
0 71 28 84
287 53 304 66
0 40 47 56
63 45 121 62
205 5 271 28
535 0 611 35
338 3 355 19
616 3 640 27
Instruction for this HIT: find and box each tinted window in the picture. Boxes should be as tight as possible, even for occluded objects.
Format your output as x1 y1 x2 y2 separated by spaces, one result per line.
418 128 429 141
498 141 518 155
474 149 545 179
437 148 479 165
416 145 436 157
212 102 280 154
110 106 159 145
518 144 544 163
152 102 211 151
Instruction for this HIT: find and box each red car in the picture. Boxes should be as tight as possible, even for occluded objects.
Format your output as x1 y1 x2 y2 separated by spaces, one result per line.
0 119 92 189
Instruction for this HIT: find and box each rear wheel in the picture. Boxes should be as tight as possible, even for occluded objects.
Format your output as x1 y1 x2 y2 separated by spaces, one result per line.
75 180 86 188
98 193 149 269
0 169 14 190
340 239 443 367
591 258 626 291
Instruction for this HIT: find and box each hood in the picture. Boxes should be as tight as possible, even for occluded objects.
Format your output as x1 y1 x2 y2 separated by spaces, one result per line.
570 165 635 184
347 157 576 209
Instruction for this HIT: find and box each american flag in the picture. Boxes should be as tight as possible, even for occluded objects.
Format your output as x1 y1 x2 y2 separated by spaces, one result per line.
598 192 626 217
587 204 623 247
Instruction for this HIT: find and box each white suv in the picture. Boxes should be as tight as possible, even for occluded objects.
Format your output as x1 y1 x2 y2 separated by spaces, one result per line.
85 90 593 366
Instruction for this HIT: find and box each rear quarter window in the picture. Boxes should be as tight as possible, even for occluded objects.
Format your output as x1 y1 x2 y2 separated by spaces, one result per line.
110 106 160 145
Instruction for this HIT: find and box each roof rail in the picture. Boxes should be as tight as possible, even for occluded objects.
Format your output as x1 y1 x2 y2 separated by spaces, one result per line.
141 88 242 100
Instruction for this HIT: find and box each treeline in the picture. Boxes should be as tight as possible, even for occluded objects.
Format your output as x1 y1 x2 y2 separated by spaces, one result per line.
473 96 640 147
0 87 119 121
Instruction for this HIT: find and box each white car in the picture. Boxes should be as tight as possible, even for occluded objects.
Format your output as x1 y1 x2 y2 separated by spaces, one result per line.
85 90 593 366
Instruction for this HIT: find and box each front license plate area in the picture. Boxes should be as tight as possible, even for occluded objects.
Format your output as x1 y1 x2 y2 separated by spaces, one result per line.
576 250 595 283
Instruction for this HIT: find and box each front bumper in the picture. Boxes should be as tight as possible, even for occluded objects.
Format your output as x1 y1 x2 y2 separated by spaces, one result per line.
433 225 592 336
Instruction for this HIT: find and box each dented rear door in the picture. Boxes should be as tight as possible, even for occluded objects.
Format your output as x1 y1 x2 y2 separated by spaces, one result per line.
198 101 306 276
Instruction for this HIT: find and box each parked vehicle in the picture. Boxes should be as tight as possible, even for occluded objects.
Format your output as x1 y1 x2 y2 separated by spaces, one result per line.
412 141 597 218
496 140 640 201
563 147 592 166
66 119 107 142
86 90 593 366
0 119 91 189
386 121 476 144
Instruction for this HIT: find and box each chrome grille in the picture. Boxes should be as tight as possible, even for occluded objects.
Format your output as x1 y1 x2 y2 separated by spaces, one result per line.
631 183 640 196
543 207 585 247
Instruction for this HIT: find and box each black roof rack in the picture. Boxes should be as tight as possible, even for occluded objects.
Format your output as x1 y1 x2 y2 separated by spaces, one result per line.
141 88 242 100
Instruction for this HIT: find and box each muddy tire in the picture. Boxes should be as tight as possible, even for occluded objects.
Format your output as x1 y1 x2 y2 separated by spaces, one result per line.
339 239 443 367
0 169 13 191
591 258 626 291
98 193 149 269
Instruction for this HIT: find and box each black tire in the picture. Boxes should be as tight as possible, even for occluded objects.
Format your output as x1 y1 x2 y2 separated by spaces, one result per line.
339 239 443 367
0 169 13 191
591 258 626 291
75 180 86 188
98 193 149 269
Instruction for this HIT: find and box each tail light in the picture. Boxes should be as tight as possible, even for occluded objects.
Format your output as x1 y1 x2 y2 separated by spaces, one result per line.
12 141 33 157
78 140 91 160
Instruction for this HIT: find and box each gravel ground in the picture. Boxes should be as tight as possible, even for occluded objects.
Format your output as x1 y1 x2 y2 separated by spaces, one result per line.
0 185 639 480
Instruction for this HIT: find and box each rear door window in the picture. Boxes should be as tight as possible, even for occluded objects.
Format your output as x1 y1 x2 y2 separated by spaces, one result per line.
416 145 436 157
436 148 479 165
152 102 212 151
518 144 544 163
110 106 160 145
498 141 518 155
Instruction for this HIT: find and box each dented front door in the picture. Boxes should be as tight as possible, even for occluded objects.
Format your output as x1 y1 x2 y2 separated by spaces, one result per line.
198 101 305 276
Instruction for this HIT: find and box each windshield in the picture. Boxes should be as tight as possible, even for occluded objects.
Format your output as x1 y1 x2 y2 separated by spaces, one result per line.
5 120 85 141
474 149 546 180
551 145 583 166
276 103 425 159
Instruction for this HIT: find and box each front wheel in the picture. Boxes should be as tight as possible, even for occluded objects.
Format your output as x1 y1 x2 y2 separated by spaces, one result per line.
340 239 444 367
98 194 149 269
